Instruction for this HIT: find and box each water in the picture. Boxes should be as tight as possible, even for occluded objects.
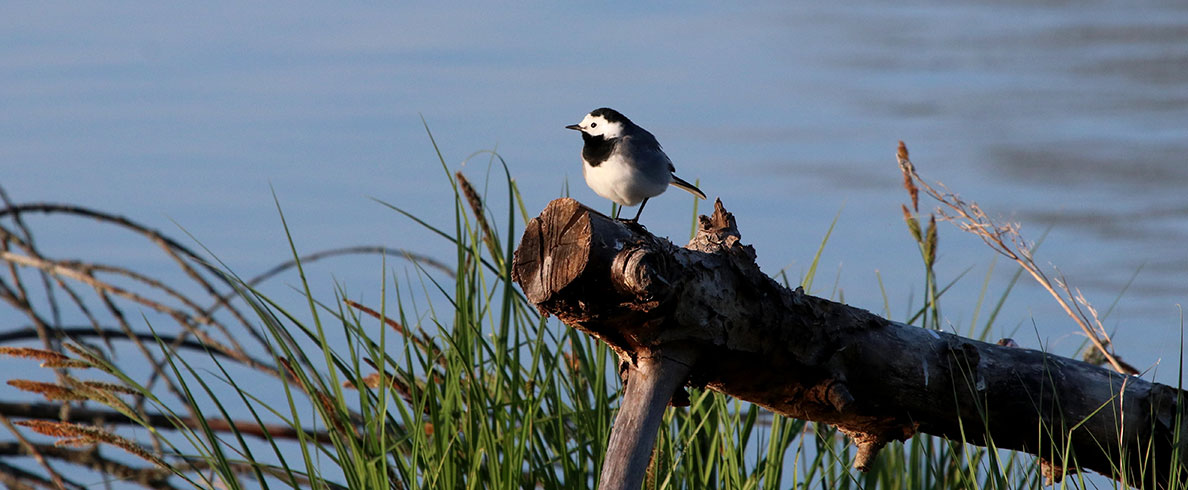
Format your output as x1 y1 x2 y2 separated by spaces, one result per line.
2 0 1187 480
5 1 1187 363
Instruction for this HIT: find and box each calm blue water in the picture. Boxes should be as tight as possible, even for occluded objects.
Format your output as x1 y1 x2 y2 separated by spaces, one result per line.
6 2 1188 366
2 1 1188 482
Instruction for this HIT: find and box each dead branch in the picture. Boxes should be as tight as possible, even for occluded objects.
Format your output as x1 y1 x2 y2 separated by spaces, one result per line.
513 197 1188 489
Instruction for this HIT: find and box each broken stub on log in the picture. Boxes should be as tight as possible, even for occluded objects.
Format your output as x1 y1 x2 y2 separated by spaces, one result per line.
511 197 1188 490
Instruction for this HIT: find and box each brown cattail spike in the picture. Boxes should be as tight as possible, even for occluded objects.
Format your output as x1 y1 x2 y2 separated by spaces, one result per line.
896 141 919 212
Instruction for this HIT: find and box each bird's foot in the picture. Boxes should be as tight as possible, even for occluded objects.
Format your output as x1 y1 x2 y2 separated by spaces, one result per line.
616 217 647 230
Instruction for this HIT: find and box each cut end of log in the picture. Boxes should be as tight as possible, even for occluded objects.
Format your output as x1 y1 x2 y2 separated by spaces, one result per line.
512 198 589 305
512 198 643 307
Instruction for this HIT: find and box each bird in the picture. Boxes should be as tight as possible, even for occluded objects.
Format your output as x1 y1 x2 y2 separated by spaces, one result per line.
566 108 706 223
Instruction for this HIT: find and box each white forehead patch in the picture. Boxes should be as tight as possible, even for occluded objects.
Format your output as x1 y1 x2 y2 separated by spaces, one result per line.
579 113 624 139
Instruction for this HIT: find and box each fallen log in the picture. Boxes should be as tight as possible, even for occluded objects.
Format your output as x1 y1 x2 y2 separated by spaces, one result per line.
511 197 1188 490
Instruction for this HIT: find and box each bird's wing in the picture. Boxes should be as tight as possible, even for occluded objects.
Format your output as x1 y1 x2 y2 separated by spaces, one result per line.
629 128 704 199
625 129 676 172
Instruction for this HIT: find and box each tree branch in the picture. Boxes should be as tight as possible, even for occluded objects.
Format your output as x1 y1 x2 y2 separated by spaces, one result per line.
512 197 1188 489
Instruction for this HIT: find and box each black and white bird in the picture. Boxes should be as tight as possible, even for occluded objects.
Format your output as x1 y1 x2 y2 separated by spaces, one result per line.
566 108 706 222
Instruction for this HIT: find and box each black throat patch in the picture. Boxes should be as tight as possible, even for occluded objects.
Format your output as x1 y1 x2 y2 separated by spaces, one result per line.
581 132 615 167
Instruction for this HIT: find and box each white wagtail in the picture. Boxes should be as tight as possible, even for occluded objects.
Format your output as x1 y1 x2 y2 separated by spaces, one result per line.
566 108 706 222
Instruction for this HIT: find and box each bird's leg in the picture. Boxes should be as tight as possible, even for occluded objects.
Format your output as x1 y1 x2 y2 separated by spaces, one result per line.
621 198 649 223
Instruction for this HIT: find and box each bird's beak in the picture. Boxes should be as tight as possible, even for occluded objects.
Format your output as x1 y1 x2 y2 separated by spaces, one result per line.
565 124 582 131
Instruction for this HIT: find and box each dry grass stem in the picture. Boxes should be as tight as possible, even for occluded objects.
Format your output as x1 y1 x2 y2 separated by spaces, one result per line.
7 380 87 402
61 344 111 373
15 420 167 469
77 380 140 397
344 299 445 370
456 171 498 257
38 359 92 370
898 141 919 212
0 196 365 486
0 414 68 490
0 347 76 367
896 141 1135 375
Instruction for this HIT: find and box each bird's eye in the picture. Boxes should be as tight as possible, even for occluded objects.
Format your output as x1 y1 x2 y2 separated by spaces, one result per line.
590 122 598 128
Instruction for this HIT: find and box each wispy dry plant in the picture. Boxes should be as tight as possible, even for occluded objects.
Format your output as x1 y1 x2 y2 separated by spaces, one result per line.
895 141 1137 375
14 419 168 469
0 347 89 369
456 170 507 272
0 184 448 487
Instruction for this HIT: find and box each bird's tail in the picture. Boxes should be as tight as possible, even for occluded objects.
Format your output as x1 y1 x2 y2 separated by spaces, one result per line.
670 175 707 200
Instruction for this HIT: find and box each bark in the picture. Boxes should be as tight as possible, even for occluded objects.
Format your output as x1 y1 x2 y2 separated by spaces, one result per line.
598 344 697 490
512 197 1188 489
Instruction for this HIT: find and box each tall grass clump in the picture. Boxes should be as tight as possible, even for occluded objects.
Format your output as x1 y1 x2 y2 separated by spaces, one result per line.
0 136 826 488
0 135 1176 489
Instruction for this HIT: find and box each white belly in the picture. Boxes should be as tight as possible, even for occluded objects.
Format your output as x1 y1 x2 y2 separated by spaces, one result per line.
583 155 669 206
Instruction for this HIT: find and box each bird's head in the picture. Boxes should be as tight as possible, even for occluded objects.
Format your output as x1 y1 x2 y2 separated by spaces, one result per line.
566 107 630 139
